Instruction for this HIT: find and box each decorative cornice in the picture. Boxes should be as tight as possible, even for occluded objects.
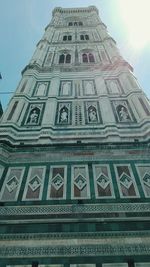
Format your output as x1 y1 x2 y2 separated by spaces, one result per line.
52 6 99 16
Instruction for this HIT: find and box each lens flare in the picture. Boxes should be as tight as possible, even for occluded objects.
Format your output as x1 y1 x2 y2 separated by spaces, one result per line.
117 0 150 50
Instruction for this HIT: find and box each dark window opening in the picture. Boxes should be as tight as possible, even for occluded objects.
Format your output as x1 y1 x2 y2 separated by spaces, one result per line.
89 53 95 62
59 54 65 64
7 101 18 121
63 35 67 41
82 53 88 63
66 54 71 63
68 35 72 41
85 34 89 40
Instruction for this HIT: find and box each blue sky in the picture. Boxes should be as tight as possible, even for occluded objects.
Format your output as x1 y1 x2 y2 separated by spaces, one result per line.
0 0 150 110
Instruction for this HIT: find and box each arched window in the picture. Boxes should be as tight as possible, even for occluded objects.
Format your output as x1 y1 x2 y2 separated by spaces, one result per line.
68 21 83 26
80 35 84 40
85 34 89 40
66 54 71 63
59 54 65 64
68 35 72 41
89 53 95 62
82 53 88 63
63 36 67 41
82 53 95 63
63 35 72 41
59 54 71 64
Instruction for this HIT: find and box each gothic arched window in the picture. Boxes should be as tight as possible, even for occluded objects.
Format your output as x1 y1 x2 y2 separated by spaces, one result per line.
80 34 89 41
85 35 89 40
80 35 84 40
68 22 73 26
63 35 72 41
66 54 71 63
68 35 72 41
79 22 83 26
59 54 65 64
59 54 71 64
89 53 95 62
82 53 88 63
63 35 67 41
82 53 95 63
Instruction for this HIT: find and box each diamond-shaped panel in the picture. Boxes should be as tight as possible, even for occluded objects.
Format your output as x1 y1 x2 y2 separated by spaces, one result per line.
143 173 150 188
120 173 132 189
6 176 19 193
97 173 110 189
29 175 41 191
52 174 64 190
74 174 87 191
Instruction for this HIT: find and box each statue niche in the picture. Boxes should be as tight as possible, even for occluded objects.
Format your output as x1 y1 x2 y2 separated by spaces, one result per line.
27 107 40 124
116 105 131 122
59 106 69 123
88 106 98 122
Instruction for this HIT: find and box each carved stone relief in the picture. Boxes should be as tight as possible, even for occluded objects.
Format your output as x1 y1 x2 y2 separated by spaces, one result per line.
25 104 43 125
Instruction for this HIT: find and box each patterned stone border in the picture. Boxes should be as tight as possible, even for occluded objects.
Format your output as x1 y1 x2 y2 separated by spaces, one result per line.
0 203 150 216
0 231 150 241
0 244 150 258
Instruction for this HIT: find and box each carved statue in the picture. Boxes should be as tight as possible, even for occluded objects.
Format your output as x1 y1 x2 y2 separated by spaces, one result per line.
88 107 97 122
60 108 68 123
29 109 39 124
118 106 130 122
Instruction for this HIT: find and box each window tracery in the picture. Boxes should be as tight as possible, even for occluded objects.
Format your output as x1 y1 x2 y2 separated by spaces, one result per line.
82 53 95 63
63 35 72 41
80 34 89 40
68 21 83 26
59 53 71 64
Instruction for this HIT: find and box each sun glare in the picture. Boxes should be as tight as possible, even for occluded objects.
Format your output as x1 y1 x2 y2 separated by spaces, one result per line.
118 0 150 50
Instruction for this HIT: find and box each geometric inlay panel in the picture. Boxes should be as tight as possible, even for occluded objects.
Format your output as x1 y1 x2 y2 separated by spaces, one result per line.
135 164 150 197
22 166 46 201
0 167 25 202
47 166 67 199
71 165 90 199
114 164 139 198
93 165 115 198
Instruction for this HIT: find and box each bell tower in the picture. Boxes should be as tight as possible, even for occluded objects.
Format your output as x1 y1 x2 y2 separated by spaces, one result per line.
0 6 150 267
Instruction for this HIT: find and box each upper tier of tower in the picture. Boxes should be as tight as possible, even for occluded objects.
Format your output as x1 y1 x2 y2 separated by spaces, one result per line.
0 6 150 146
